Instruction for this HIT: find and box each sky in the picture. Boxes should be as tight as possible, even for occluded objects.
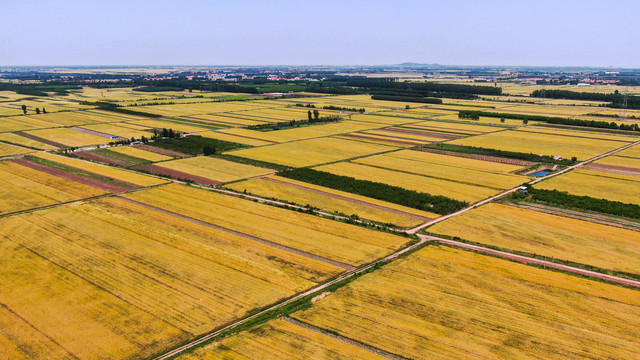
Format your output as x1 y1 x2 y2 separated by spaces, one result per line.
1 0 639 67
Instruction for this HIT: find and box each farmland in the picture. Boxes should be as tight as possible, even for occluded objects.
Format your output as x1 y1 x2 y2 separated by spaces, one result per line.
353 149 529 190
0 69 639 360
429 203 640 275
122 184 411 266
449 128 634 160
535 168 640 205
228 137 397 167
0 160 106 214
315 161 500 203
292 246 640 360
0 195 343 359
227 175 437 228
143 156 274 184
176 318 386 360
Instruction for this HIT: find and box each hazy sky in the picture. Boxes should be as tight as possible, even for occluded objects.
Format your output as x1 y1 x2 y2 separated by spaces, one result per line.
2 0 638 67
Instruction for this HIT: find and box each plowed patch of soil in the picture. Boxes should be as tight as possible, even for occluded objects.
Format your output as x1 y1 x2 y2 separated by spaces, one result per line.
12 158 132 193
583 163 640 177
75 150 135 167
419 148 536 166
137 144 191 158
135 164 222 185
70 126 116 139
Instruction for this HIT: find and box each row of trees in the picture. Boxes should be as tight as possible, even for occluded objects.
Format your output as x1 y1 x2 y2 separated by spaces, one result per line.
346 78 503 95
19 105 47 115
278 168 469 215
247 114 340 131
424 143 577 164
531 89 640 109
527 188 640 219
371 95 442 104
457 110 640 132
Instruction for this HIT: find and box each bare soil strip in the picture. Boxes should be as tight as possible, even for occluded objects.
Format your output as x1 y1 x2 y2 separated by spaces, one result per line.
264 177 431 222
343 134 424 146
135 164 222 186
282 317 403 360
118 197 355 271
508 201 640 232
582 163 640 177
135 144 190 158
418 148 536 166
14 131 66 148
11 158 132 193
75 150 136 167
70 126 118 139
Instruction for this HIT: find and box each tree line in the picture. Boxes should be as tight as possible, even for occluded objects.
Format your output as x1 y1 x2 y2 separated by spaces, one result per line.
277 168 469 215
531 89 640 109
458 110 640 132
527 188 640 219
423 143 576 164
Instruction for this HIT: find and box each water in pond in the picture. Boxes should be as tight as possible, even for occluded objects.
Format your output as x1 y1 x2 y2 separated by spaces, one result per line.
529 170 551 177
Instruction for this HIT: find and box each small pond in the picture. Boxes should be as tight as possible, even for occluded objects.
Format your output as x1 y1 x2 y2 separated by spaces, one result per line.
529 170 552 177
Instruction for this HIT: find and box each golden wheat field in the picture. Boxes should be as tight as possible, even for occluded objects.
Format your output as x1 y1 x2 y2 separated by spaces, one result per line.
293 246 640 360
126 119 212 133
175 318 386 360
0 132 59 150
154 156 274 183
81 122 155 139
0 142 35 157
33 152 168 186
0 160 106 214
315 161 499 203
353 150 528 190
198 130 275 146
23 128 107 147
535 169 640 205
449 129 628 160
429 203 640 274
228 137 397 167
0 195 344 359
0 115 58 133
593 154 640 169
123 184 410 266
227 176 437 228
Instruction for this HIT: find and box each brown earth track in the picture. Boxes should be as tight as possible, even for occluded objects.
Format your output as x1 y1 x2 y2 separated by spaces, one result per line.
265 177 432 222
11 158 132 193
75 150 136 167
343 134 423 146
509 201 640 232
418 148 536 166
381 127 461 140
14 131 66 148
136 144 191 158
582 163 640 177
135 164 222 185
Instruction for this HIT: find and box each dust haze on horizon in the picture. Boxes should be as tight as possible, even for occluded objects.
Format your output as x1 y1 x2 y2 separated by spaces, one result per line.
1 0 639 68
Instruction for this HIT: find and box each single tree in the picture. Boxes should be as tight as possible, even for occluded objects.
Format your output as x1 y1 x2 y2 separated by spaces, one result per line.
21 104 27 114
523 119 529 124
313 109 319 120
307 110 312 121
42 107 47 114
500 118 505 123
35 108 41 114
